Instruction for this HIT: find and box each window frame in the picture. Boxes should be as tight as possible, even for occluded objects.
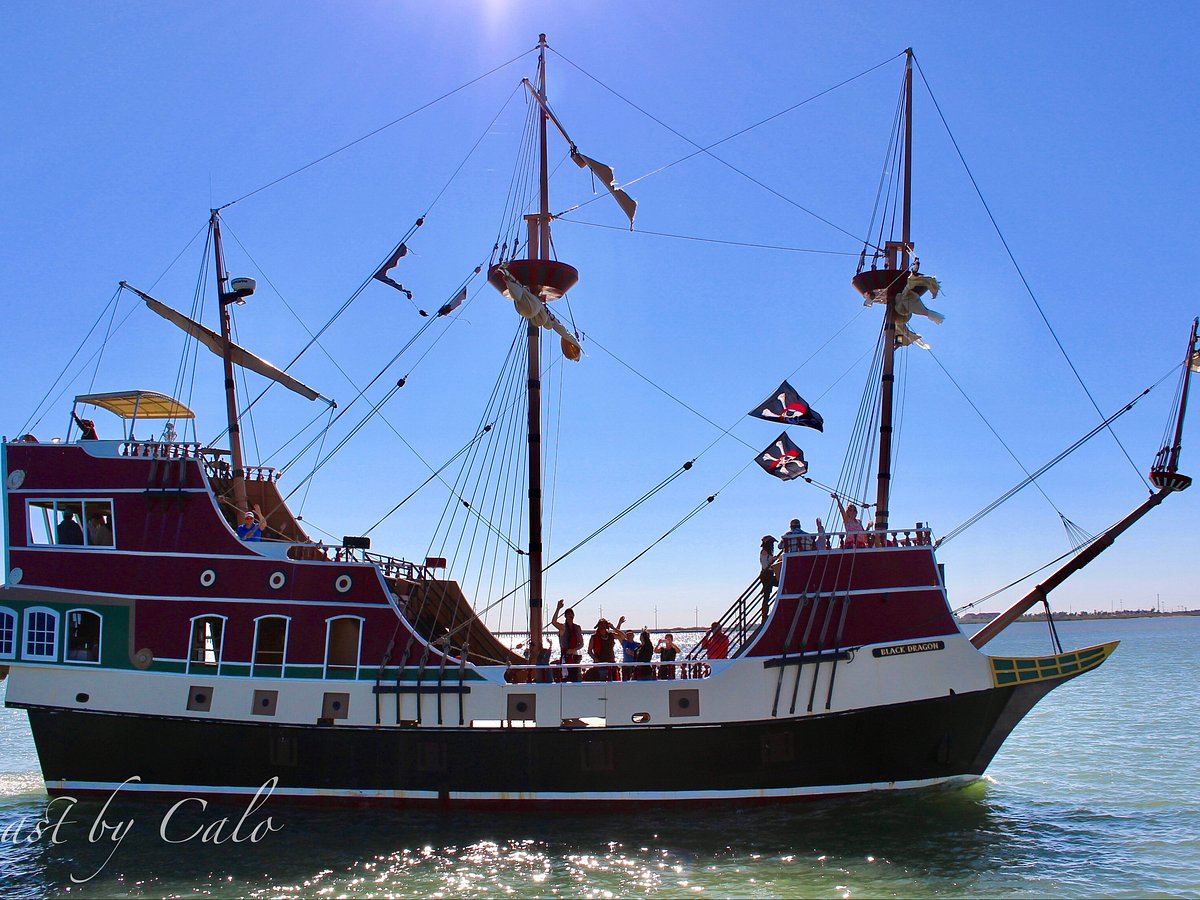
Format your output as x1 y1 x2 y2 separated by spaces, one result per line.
186 614 228 675
251 614 290 677
23 498 116 549
64 608 103 665
323 615 364 679
22 607 60 661
0 607 16 660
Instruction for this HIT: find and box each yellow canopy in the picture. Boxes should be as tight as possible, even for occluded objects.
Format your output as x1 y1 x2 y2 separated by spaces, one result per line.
74 390 196 420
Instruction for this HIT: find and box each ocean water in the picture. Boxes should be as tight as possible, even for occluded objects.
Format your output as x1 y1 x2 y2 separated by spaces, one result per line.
1 618 1197 898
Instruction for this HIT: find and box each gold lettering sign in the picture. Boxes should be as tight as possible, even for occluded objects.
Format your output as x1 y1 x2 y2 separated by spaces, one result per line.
871 640 945 658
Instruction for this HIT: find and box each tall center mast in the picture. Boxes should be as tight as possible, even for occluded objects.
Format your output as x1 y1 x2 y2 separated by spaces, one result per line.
523 34 552 662
852 49 915 534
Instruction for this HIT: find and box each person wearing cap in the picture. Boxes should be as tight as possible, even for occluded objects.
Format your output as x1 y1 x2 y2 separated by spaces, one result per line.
552 599 584 682
783 518 815 553
237 508 263 542
759 534 778 622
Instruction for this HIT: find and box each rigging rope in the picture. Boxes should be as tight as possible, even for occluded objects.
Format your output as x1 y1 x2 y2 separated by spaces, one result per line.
911 53 1150 493
938 369 1173 546
218 49 536 210
550 47 904 250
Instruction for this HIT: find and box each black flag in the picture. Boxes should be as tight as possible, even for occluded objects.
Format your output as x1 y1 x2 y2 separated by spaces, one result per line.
748 380 824 432
756 432 808 481
373 242 412 298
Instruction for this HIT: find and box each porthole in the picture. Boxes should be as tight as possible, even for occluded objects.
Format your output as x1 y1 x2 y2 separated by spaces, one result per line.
631 711 651 724
199 569 217 588
334 574 353 594
268 571 286 590
6 470 24 490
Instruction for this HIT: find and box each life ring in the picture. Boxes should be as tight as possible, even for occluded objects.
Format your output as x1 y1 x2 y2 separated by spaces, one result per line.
334 574 353 594
269 571 286 590
199 569 217 588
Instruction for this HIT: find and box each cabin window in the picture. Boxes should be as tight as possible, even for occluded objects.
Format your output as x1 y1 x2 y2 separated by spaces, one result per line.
65 609 102 663
252 616 289 677
188 616 225 672
22 608 59 661
324 617 363 678
0 608 16 659
25 499 115 548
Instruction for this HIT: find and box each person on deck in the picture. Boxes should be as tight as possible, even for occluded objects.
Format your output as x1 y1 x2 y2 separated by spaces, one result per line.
782 518 815 552
237 508 263 542
832 494 868 547
636 628 655 680
759 535 778 621
587 616 623 681
620 630 639 681
655 633 679 679
56 511 84 545
552 599 584 682
700 621 729 660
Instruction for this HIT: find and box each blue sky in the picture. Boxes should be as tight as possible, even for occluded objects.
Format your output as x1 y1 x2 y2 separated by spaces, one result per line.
2 2 1197 631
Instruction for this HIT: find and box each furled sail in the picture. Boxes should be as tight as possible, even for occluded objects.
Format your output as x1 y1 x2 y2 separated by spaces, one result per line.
128 285 333 405
494 266 583 361
892 274 944 349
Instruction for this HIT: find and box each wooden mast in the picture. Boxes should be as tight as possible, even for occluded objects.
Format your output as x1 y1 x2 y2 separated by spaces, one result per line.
211 211 248 512
874 49 914 534
524 33 551 662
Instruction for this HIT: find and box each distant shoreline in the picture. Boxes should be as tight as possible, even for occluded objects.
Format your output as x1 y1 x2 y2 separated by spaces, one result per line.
956 610 1200 625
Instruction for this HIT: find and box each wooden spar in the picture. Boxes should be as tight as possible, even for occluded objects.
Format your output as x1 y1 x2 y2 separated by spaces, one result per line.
211 211 248 512
970 487 1172 648
525 33 551 662
874 49 914 534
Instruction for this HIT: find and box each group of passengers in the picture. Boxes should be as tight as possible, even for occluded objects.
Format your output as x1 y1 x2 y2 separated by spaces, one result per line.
548 599 727 682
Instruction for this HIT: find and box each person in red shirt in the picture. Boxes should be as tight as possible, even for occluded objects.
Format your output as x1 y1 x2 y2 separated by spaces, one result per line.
551 599 584 682
700 621 729 660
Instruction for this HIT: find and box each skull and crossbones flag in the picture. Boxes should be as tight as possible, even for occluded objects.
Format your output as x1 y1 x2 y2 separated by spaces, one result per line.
748 381 824 432
756 432 808 481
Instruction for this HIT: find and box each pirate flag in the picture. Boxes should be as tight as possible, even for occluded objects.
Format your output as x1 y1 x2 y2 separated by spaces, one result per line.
748 380 824 432
756 432 808 481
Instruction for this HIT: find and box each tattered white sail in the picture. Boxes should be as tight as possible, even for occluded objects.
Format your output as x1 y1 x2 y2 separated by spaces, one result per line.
893 274 944 349
571 150 637 228
130 286 332 404
522 79 637 229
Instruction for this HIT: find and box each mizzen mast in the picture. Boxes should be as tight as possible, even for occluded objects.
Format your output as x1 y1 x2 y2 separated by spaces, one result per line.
211 211 249 512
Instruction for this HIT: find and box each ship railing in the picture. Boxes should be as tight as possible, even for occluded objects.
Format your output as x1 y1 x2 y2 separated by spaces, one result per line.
118 440 204 460
197 449 280 483
781 526 933 553
504 659 712 684
289 544 431 580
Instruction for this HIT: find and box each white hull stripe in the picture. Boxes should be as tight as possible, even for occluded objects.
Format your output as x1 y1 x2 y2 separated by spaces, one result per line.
47 775 978 802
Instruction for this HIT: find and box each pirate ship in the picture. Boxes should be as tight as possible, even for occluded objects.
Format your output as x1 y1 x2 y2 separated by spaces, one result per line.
2 40 1196 806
